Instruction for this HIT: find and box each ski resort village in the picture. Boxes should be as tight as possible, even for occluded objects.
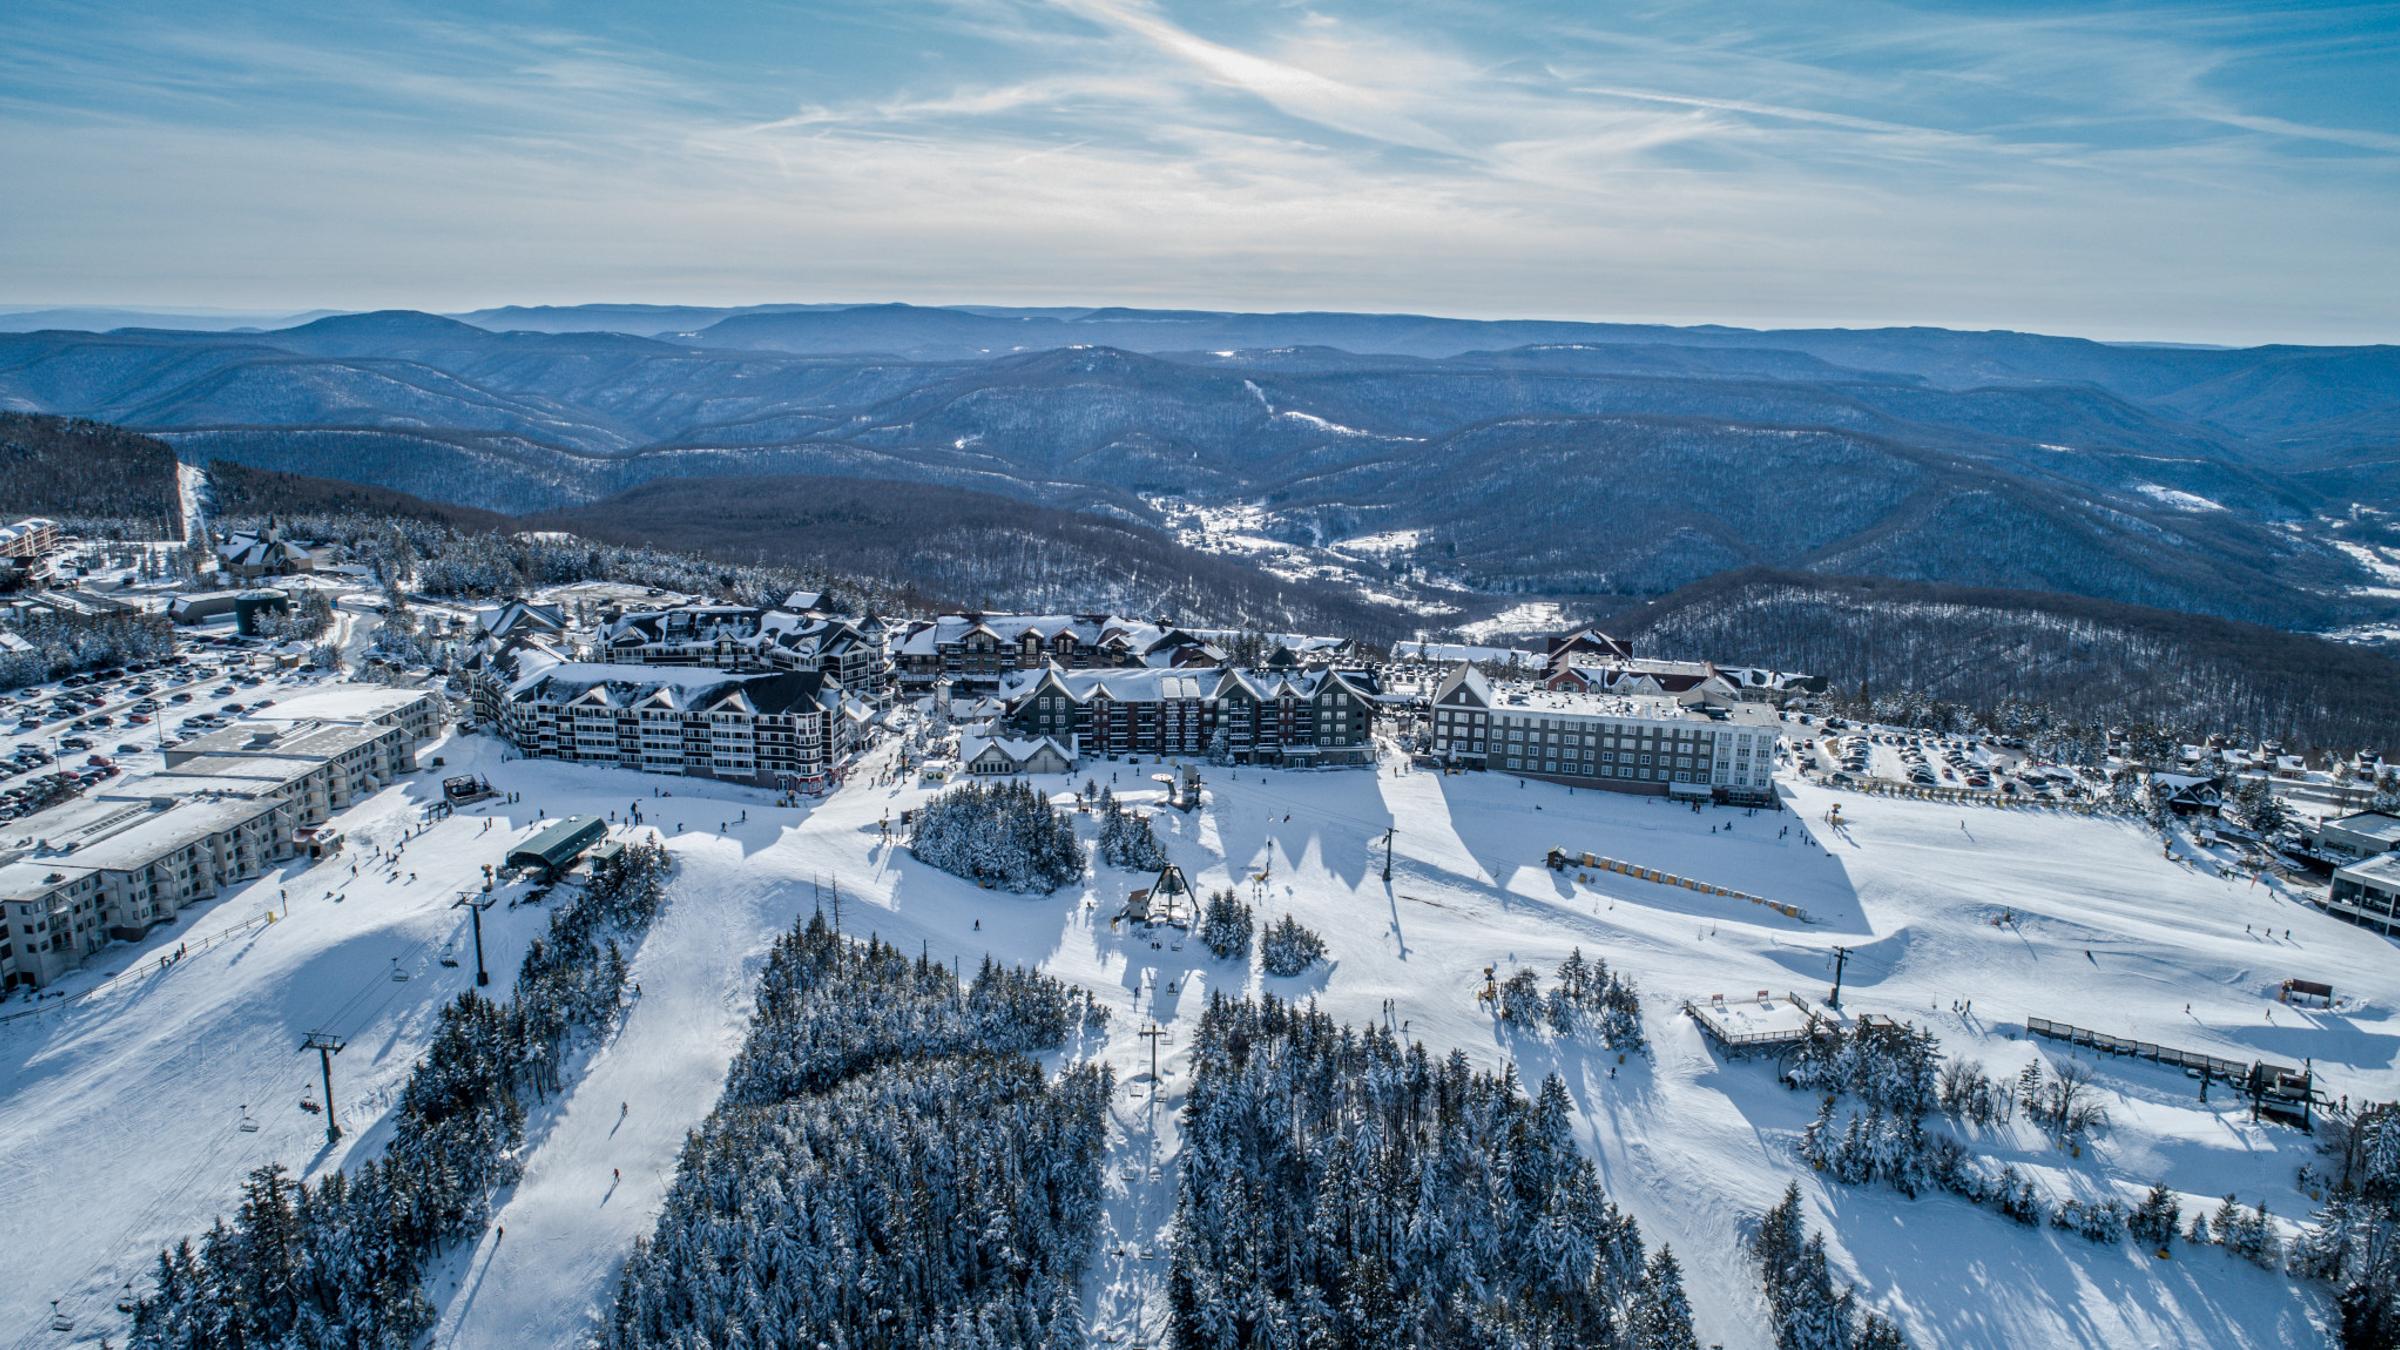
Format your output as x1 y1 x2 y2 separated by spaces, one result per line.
2 510 2398 1350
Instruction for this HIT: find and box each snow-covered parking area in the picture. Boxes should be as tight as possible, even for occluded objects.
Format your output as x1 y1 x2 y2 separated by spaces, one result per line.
9 735 2391 1347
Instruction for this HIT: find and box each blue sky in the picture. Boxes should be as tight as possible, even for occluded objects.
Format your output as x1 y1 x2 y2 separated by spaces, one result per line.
2 0 2395 343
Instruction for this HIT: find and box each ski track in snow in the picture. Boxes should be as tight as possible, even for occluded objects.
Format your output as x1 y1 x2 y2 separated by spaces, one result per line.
6 729 2383 1347
174 460 209 545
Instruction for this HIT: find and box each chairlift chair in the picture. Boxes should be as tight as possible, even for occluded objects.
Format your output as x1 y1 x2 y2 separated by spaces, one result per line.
238 1104 261 1133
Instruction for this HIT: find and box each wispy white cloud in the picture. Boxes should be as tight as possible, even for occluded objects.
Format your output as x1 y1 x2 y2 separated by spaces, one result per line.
0 0 2392 342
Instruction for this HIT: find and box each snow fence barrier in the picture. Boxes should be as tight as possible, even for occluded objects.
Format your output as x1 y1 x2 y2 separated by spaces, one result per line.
1572 850 1809 923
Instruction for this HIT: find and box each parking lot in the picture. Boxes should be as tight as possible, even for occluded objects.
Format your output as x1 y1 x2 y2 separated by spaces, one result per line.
1781 713 2099 803
0 641 340 824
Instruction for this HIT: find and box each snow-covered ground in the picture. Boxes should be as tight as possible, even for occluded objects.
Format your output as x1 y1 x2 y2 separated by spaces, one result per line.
1142 496 1462 617
173 461 209 546
11 728 2388 1346
1455 600 1573 641
0 744 582 1341
2134 483 2227 512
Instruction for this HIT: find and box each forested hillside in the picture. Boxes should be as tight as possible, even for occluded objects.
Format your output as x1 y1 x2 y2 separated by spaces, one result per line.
5 309 2397 638
207 459 513 531
530 473 1414 640
1612 570 2400 755
0 412 183 535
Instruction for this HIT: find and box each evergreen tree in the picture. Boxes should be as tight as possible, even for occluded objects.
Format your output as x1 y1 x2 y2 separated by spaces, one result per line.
607 916 1108 1347
1198 889 1254 960
1260 915 1327 976
2129 1183 2181 1249
1630 1246 1702 1350
1168 995 1689 1348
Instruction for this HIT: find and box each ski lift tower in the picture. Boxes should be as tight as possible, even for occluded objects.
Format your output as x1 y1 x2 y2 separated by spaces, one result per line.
1145 862 1195 927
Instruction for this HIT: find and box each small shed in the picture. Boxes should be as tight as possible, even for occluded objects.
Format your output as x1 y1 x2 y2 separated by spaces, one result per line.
2279 978 2333 1007
507 815 608 877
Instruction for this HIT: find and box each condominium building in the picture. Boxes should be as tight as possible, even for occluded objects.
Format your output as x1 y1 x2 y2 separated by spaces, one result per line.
1428 664 1778 803
0 517 61 560
597 602 888 696
495 658 860 787
0 683 441 990
896 613 1222 690
1000 663 1380 766
1 793 295 989
2325 854 2400 937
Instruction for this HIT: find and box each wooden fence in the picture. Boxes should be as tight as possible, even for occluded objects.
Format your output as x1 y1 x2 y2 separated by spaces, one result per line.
0 906 282 1027
2025 1016 2275 1084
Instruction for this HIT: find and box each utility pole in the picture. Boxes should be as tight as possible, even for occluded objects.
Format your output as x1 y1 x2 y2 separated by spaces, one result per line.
300 1031 346 1143
1827 945 1852 1010
453 893 494 986
1380 826 1397 882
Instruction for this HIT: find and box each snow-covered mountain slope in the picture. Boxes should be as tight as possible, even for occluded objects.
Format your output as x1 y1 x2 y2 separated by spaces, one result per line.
13 724 2385 1346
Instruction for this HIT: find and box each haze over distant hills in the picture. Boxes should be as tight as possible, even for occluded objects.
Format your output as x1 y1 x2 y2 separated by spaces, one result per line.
2 300 2395 644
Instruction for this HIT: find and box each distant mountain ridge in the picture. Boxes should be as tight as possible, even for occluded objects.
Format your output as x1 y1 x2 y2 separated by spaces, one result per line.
0 303 2394 638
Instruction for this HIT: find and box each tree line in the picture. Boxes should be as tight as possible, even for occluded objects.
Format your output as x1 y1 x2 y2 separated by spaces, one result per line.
1613 569 2400 758
131 840 672 1347
1170 992 1699 1348
605 914 1110 1347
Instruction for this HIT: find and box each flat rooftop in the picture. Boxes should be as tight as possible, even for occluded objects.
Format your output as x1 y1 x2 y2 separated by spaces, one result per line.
253 685 432 724
2336 853 2400 888
102 753 325 798
172 719 393 763
1485 684 1779 727
0 857 99 902
2327 812 2400 848
2 793 281 875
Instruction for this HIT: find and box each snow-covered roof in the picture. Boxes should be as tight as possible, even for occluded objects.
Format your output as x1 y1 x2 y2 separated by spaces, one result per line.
2335 852 2400 890
602 604 867 659
2 793 284 875
995 663 1378 714
2325 812 2400 847
0 518 60 550
896 613 1168 657
251 685 434 726
509 661 834 716
476 599 568 639
1557 661 1730 696
959 734 1076 768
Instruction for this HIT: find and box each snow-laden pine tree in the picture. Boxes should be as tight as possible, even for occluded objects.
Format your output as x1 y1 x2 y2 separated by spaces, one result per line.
1749 1184 1910 1349
131 841 675 1346
1168 995 1692 1348
1259 914 1326 976
910 779 1086 892
2295 1103 2400 1347
1198 889 1254 960
606 915 1109 1347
